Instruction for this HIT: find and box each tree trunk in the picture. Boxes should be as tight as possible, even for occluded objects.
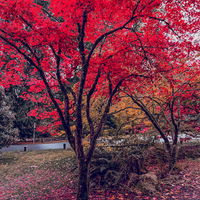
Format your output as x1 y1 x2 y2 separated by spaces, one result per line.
76 159 90 200
169 145 177 171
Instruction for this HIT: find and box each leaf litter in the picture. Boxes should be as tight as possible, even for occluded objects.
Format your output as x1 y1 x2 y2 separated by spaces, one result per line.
0 150 199 199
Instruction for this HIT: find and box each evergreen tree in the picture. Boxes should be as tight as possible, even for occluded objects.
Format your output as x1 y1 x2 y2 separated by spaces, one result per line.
0 86 19 149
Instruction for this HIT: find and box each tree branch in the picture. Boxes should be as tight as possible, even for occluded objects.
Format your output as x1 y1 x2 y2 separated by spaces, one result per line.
127 93 171 152
149 16 180 38
86 68 101 138
50 45 76 149
86 78 124 162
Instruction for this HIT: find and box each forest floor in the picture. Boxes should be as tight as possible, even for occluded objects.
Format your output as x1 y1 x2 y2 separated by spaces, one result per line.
0 147 199 199
144 158 200 200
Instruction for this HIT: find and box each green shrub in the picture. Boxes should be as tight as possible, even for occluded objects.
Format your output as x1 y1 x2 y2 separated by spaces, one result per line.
90 143 150 189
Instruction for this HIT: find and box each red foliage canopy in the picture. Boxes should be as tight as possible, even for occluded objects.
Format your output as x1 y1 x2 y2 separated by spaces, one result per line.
0 0 199 140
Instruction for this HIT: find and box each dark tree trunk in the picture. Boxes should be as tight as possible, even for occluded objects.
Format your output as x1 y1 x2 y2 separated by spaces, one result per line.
169 145 177 171
169 132 178 171
76 158 90 200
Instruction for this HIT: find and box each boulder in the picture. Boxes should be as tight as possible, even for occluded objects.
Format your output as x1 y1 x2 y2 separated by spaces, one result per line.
140 172 158 184
136 182 157 194
128 173 139 186
136 172 159 195
170 164 183 175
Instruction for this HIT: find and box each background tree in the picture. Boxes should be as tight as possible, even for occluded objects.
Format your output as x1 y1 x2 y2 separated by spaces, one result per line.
125 65 200 169
7 85 35 140
0 53 53 140
0 86 19 149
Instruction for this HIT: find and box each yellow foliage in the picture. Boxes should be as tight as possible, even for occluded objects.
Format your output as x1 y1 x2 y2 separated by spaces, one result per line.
109 96 150 135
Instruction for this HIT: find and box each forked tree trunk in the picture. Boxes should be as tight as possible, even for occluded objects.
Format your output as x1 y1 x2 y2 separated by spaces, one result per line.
76 158 91 200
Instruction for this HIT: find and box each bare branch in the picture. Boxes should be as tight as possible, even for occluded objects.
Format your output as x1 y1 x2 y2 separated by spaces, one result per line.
149 16 180 38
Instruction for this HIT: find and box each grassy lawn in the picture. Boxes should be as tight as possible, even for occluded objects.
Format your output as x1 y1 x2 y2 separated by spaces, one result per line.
0 149 76 199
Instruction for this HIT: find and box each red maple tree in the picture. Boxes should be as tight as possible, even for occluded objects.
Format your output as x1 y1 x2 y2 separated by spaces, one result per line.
0 0 199 199
125 62 200 169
